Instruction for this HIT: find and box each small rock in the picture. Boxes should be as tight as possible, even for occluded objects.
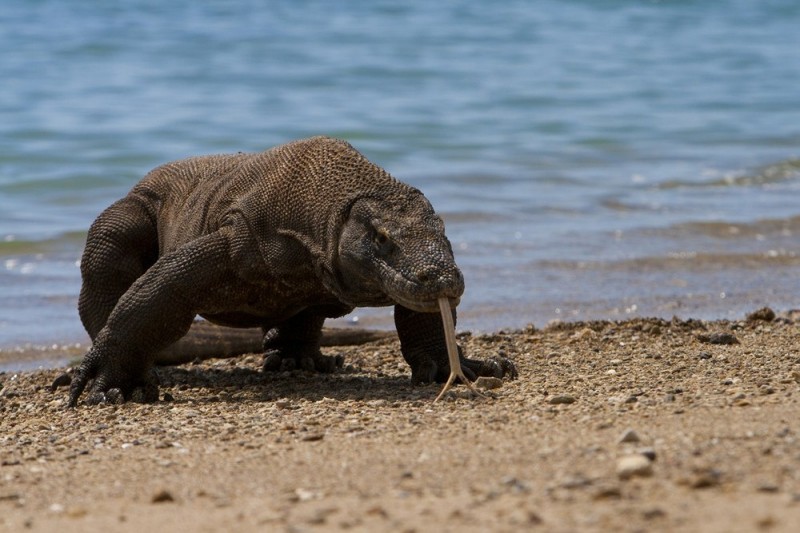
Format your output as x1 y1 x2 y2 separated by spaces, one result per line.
638 447 657 461
501 476 531 493
151 489 175 503
592 485 622 500
548 394 576 405
618 429 641 444
365 505 388 518
617 455 653 480
474 376 503 390
757 516 777 530
642 508 666 520
301 433 325 442
66 506 88 518
293 488 320 502
697 332 739 345
684 468 722 489
572 328 597 340
747 307 775 322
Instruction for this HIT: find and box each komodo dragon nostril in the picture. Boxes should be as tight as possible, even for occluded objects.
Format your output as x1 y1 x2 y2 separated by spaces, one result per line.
416 265 442 284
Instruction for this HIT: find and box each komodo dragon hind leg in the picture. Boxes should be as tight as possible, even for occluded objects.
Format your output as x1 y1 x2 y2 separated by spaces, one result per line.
262 310 344 373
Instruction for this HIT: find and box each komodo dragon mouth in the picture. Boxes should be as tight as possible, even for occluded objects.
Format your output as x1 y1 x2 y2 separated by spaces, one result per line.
391 294 461 314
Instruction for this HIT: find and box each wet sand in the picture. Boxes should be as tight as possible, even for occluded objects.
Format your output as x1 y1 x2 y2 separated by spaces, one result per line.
2 309 800 532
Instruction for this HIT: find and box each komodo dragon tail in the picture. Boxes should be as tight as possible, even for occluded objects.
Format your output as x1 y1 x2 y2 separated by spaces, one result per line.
155 320 396 366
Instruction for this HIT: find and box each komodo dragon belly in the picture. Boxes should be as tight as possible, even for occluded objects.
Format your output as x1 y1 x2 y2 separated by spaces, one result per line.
195 278 349 329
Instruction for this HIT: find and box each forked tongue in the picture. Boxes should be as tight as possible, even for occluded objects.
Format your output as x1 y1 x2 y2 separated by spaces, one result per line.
434 297 488 402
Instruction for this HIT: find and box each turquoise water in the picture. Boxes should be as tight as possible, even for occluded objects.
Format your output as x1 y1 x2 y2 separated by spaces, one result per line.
2 0 800 358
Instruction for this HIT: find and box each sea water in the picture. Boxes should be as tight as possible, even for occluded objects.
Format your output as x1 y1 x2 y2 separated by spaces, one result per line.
1 0 799 367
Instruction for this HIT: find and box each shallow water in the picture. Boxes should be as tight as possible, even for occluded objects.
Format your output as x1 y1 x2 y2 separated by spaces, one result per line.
1 0 799 367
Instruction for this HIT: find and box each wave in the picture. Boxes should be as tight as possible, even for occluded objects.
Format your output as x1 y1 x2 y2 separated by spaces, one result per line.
638 214 800 240
536 249 800 273
657 158 800 190
0 231 86 257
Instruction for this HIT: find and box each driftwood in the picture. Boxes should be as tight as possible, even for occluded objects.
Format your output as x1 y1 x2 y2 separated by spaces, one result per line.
156 320 396 365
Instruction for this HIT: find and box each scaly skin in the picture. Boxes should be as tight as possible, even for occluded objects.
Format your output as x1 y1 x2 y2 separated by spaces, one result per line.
66 136 516 406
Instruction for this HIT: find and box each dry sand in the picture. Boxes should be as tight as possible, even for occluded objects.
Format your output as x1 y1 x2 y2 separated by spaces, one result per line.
2 309 800 532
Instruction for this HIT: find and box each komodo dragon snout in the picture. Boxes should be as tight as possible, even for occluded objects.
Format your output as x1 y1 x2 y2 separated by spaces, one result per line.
337 196 464 313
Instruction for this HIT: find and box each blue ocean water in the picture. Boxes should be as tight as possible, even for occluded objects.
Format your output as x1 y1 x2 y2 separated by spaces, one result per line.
2 0 800 363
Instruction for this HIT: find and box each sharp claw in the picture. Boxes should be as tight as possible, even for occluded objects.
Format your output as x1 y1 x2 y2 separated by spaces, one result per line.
86 391 107 405
461 362 478 382
497 357 519 380
263 352 282 371
51 371 72 392
129 382 159 404
68 369 90 408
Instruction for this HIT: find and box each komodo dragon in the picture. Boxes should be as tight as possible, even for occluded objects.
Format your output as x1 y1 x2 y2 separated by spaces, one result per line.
65 136 516 406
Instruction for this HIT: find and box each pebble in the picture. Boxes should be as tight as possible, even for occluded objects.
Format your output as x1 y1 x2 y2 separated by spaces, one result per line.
697 332 739 345
474 376 503 390
642 508 666 520
66 506 88 518
151 489 175 503
618 429 641 444
592 485 622 500
747 307 776 322
617 455 653 479
293 488 320 502
638 447 657 461
548 394 576 405
683 468 722 489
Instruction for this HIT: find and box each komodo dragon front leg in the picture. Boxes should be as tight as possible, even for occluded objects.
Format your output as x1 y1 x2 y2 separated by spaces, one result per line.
68 229 236 407
394 304 518 384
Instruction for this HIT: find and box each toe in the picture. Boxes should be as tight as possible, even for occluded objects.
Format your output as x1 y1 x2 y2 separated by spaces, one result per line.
263 352 282 371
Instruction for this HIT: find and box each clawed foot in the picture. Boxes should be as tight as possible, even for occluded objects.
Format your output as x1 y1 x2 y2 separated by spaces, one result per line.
467 356 519 381
262 349 344 374
62 349 160 407
410 352 518 385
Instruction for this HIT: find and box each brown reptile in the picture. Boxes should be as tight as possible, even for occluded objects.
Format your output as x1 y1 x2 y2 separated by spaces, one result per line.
64 136 516 406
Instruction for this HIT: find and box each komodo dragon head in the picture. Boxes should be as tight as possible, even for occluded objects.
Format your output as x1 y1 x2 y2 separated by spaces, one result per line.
336 193 464 313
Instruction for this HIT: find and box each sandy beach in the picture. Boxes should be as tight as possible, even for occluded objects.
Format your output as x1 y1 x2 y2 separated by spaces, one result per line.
2 309 800 532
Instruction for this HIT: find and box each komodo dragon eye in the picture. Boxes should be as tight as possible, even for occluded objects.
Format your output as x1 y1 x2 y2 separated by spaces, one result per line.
372 228 394 255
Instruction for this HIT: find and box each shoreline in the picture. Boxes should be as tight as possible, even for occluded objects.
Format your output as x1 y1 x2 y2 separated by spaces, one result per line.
2 306 799 373
2 308 800 531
